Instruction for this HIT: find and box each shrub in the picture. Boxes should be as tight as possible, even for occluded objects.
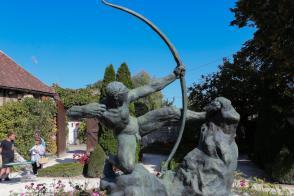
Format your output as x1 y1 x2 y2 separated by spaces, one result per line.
78 120 87 144
38 162 83 177
271 147 294 184
253 107 294 184
0 98 57 159
86 144 106 178
99 125 117 155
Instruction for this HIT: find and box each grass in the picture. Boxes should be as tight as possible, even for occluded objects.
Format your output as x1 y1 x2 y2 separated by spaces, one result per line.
38 162 83 177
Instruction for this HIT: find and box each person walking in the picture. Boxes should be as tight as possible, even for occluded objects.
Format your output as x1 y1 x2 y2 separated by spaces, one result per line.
0 131 16 181
30 138 45 175
34 130 46 150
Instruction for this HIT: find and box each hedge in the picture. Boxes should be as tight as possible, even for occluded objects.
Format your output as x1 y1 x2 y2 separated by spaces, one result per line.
86 144 106 178
271 147 294 184
0 98 57 159
99 125 117 156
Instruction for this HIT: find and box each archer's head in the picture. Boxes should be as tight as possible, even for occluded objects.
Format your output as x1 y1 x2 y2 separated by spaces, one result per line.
105 81 129 107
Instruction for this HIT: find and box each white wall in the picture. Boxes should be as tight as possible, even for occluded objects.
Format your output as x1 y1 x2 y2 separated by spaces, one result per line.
67 121 81 145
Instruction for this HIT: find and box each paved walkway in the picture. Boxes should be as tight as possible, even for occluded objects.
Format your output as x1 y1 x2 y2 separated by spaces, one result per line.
141 153 167 174
1 148 293 195
44 144 87 168
235 154 294 195
236 154 268 180
0 144 100 195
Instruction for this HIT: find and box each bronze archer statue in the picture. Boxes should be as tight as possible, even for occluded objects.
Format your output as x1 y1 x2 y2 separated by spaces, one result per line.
67 66 205 175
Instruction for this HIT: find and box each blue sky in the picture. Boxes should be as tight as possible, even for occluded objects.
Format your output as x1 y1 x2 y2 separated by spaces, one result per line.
0 0 254 106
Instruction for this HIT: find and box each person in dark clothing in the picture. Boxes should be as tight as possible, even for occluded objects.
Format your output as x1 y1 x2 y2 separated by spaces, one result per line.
0 131 16 181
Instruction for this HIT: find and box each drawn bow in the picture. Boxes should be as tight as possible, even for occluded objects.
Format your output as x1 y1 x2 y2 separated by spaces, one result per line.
101 0 188 171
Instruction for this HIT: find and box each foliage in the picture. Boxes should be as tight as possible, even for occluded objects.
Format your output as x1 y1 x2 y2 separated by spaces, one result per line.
99 64 118 156
53 84 100 109
37 162 83 177
162 97 175 107
99 125 117 156
173 121 202 163
233 173 291 195
77 120 87 144
0 98 56 159
188 58 260 154
231 0 294 183
271 147 294 184
132 71 164 116
100 64 116 100
116 63 136 115
135 142 140 162
116 63 133 89
189 0 294 183
86 144 106 178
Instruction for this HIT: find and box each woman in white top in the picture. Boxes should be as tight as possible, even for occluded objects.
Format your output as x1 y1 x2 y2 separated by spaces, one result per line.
30 138 45 174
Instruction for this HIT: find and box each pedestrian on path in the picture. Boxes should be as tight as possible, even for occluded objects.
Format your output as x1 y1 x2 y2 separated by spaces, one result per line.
30 138 45 174
0 130 16 181
34 130 46 150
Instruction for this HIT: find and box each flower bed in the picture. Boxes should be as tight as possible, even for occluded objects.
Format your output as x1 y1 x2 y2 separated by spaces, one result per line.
233 172 292 195
9 180 106 196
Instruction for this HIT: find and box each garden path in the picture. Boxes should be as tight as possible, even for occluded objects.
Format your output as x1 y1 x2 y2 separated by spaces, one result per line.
1 148 293 195
0 144 100 195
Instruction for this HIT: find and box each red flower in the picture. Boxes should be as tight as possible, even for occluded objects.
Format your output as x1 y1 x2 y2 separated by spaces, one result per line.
73 153 89 165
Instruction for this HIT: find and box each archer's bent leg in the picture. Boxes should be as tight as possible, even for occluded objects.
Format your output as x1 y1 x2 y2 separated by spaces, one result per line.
116 133 137 174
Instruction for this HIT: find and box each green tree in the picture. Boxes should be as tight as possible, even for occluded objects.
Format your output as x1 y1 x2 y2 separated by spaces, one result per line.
231 0 294 184
116 63 136 115
86 144 106 178
100 64 116 100
132 71 164 116
0 98 56 159
53 84 99 109
99 64 118 156
116 63 133 89
189 0 294 184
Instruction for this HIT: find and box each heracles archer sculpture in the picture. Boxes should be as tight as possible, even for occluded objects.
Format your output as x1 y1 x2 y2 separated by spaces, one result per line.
67 1 240 195
67 66 205 174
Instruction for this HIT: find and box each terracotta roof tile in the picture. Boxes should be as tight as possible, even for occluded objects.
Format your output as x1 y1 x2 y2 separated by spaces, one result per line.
0 51 54 94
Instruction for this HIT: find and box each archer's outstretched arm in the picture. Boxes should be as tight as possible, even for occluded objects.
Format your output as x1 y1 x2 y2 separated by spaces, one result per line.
67 103 106 119
127 66 185 103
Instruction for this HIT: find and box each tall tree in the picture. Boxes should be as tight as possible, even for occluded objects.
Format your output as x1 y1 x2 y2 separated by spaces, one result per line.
100 64 116 100
116 63 136 114
189 0 294 184
231 0 294 184
98 64 118 157
116 63 133 89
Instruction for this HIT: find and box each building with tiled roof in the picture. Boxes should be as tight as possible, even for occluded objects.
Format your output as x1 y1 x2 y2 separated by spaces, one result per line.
0 50 55 106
